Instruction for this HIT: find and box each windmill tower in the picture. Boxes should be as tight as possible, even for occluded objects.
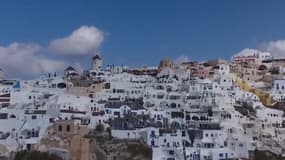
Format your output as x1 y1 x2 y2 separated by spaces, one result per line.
0 68 4 80
91 54 102 71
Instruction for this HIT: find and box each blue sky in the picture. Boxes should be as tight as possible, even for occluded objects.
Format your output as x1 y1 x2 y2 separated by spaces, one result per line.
1 0 285 78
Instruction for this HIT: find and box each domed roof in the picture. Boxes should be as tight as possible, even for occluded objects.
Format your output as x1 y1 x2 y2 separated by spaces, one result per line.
160 58 171 63
159 58 173 67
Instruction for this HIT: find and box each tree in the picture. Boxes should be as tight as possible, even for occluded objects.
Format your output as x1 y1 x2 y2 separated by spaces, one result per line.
14 151 62 160
95 123 104 133
106 127 112 140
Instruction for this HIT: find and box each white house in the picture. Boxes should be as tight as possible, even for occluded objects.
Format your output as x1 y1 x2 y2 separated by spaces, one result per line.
232 49 272 65
271 79 285 101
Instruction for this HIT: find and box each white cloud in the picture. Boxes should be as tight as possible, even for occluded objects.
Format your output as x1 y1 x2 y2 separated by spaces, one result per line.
233 48 260 57
0 25 104 78
49 26 104 56
234 40 285 60
232 48 265 59
0 42 67 78
174 54 190 64
265 40 285 58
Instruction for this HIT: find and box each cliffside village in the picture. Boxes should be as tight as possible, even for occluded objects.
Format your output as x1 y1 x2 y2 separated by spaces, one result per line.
1 51 285 160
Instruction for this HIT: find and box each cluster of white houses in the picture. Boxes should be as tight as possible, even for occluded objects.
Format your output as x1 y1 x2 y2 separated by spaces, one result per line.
0 51 285 160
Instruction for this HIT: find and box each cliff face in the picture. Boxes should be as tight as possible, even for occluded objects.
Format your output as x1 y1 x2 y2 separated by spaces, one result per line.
250 150 285 160
70 135 95 160
86 130 152 160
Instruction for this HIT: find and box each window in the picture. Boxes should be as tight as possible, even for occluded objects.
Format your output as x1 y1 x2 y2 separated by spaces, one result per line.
32 115 37 119
0 113 8 119
58 125 62 132
182 131 186 137
66 125 70 132
104 83 111 89
169 150 174 155
151 130 155 136
57 83 66 89
219 153 223 157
